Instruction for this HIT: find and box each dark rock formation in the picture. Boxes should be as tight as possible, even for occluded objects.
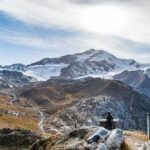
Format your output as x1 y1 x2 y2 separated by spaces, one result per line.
0 128 44 149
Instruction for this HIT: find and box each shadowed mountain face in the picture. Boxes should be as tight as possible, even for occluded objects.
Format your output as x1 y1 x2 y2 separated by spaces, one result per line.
17 78 136 106
16 78 150 131
113 70 150 97
0 70 36 88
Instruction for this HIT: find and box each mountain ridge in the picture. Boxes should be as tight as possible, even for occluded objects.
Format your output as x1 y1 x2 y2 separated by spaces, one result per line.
14 77 150 132
113 70 150 97
0 49 149 81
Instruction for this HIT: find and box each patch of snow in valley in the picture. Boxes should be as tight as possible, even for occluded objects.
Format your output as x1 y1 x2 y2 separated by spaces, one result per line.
24 63 68 81
74 71 122 80
23 70 45 81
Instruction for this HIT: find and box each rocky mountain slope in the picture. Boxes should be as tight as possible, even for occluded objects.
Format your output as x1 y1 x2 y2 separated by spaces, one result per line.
13 78 150 133
59 49 148 79
0 70 36 88
0 75 149 149
113 70 150 97
1 49 149 81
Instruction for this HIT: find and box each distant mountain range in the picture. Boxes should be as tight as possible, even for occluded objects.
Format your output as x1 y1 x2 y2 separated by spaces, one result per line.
0 49 149 80
0 49 150 97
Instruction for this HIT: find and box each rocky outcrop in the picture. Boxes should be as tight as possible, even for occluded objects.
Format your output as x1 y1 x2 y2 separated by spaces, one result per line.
3 64 27 72
106 129 124 149
0 128 45 149
60 60 115 78
59 95 149 133
51 126 124 150
139 141 150 150
0 70 36 88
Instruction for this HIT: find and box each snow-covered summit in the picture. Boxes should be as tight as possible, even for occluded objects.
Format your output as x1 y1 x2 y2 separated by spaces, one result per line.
60 49 149 78
75 49 146 69
75 49 115 62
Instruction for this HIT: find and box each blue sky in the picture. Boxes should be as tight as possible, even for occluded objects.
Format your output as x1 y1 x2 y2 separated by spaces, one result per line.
0 10 80 65
0 0 150 65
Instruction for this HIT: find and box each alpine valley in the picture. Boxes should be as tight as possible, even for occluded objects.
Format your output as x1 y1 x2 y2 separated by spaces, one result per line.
0 49 150 150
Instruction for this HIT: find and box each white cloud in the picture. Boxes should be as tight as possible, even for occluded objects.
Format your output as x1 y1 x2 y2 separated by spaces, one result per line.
0 28 150 64
0 0 150 44
0 0 150 64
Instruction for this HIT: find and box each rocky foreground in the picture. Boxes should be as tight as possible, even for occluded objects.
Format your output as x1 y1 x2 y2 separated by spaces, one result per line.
0 127 149 150
0 128 45 150
51 127 124 150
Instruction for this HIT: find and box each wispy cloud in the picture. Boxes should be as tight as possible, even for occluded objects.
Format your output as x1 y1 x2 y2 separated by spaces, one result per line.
68 0 150 5
0 0 149 64
0 29 51 48
0 0 150 44
0 27 150 64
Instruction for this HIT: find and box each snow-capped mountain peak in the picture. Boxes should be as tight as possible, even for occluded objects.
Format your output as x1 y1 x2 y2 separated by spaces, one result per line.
74 49 115 62
1 49 150 81
74 49 142 70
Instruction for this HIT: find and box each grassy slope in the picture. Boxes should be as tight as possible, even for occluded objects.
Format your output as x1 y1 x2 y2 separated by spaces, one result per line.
0 93 39 132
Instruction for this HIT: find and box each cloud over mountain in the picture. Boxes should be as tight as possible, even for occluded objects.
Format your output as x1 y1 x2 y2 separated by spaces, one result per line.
0 0 149 64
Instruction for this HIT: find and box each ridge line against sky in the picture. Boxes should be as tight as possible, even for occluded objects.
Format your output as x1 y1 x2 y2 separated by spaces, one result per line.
0 0 150 65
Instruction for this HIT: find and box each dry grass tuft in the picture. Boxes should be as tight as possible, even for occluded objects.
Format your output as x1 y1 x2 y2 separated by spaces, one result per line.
124 131 148 141
0 115 39 132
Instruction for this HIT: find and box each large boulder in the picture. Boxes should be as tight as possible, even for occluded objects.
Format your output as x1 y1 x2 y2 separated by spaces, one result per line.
87 127 110 144
106 129 124 149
